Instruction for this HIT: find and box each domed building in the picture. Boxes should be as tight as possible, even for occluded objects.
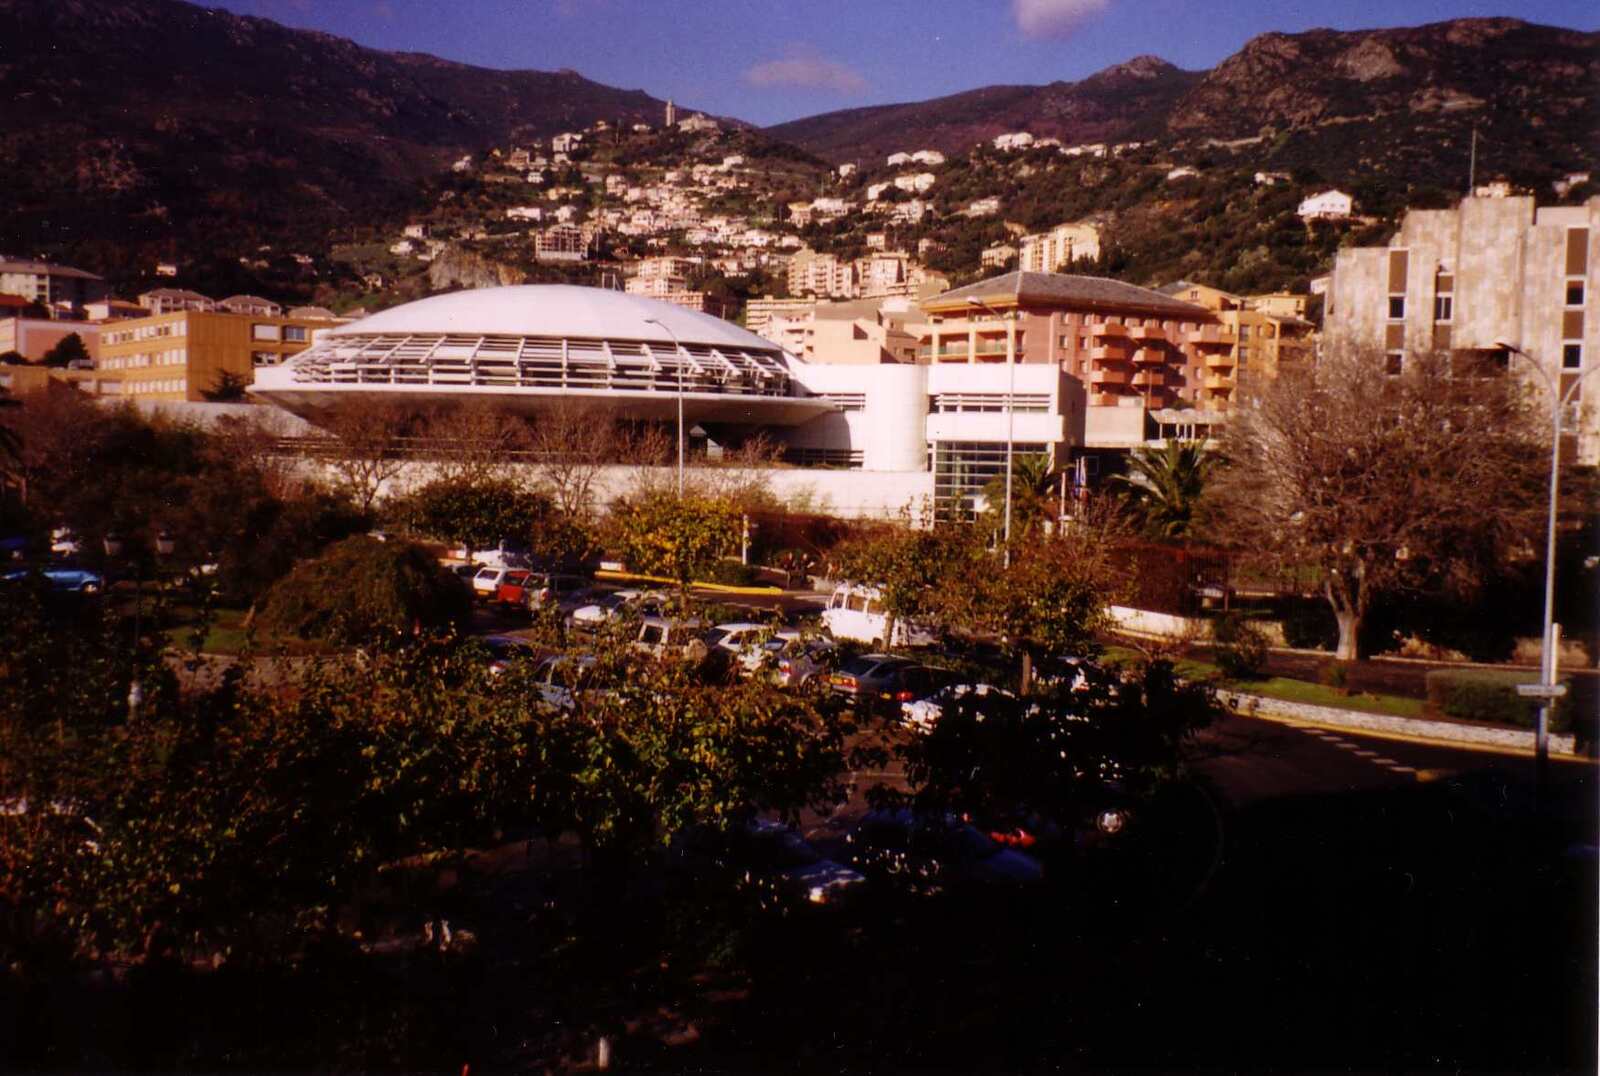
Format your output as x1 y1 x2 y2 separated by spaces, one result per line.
249 285 834 431
249 283 1088 519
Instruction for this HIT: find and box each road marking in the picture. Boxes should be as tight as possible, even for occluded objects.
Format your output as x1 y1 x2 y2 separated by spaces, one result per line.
1351 749 1379 758
1370 756 1399 766
1386 764 1418 775
1415 768 1452 782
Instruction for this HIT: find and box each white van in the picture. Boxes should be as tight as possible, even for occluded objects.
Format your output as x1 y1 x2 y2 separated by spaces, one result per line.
820 584 935 648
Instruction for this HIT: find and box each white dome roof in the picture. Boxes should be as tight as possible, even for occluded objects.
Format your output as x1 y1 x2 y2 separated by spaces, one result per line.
333 285 775 351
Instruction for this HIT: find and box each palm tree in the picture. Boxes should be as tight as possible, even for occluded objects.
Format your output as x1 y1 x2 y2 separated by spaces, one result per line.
979 451 1060 539
1110 438 1219 540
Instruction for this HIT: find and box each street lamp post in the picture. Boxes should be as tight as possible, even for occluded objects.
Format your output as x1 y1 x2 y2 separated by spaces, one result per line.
643 317 687 498
966 296 1016 566
1496 341 1600 792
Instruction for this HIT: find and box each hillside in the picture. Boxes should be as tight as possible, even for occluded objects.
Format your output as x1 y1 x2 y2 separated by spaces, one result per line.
768 19 1600 194
768 56 1202 164
0 0 709 291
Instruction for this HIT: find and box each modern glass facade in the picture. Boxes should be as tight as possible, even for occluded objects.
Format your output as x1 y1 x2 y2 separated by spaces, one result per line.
932 441 1049 518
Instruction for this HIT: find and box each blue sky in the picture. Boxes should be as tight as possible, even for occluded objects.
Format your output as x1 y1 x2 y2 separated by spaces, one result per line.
215 0 1598 126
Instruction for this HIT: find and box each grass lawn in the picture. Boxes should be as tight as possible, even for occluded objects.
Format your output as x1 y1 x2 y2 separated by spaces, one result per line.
1101 645 1426 719
164 606 253 655
162 606 336 656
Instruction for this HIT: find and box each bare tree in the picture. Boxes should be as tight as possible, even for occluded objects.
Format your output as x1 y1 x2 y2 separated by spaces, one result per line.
1205 346 1547 660
421 401 530 486
526 398 620 520
317 398 417 516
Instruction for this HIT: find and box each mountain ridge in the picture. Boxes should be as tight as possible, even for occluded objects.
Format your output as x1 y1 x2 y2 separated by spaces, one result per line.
765 17 1600 171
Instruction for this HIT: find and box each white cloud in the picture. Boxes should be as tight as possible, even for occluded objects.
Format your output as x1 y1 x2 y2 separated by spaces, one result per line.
742 53 868 95
1012 0 1111 39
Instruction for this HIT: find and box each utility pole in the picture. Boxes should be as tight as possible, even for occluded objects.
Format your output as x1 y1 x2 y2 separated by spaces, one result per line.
1468 127 1479 194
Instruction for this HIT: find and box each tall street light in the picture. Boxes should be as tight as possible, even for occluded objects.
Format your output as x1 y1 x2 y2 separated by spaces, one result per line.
966 296 1016 565
643 316 687 498
1495 341 1600 791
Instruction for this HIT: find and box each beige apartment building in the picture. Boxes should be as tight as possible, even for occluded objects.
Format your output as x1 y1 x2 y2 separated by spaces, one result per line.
91 309 331 401
1325 191 1599 463
0 258 109 315
760 298 924 365
1018 221 1101 273
919 271 1220 447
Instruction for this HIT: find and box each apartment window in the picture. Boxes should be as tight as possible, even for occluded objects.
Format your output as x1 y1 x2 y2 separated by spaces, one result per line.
284 325 308 342
1567 280 1585 307
1387 296 1405 319
1385 352 1404 377
1433 295 1453 322
252 351 279 367
252 323 281 341
1564 344 1583 370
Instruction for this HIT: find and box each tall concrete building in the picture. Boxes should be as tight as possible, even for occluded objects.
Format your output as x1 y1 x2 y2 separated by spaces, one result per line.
1325 192 1599 463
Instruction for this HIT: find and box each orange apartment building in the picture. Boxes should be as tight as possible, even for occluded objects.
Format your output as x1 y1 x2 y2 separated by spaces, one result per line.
90 309 334 401
919 272 1224 446
1159 281 1316 395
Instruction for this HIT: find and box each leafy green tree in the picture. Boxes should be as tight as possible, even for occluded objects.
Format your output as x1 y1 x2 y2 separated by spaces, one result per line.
606 491 741 598
398 476 552 561
1110 439 1219 540
829 522 973 645
255 535 471 643
39 333 90 368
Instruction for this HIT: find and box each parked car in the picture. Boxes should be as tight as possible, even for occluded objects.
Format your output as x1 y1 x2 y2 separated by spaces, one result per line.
568 588 670 632
3 567 105 594
845 809 1045 893
901 682 1016 733
749 634 836 688
821 583 936 648
679 817 867 907
529 653 600 711
472 565 517 601
633 616 710 660
828 654 949 706
478 633 538 675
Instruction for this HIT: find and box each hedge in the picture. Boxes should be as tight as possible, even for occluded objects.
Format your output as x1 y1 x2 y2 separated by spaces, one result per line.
1423 668 1572 732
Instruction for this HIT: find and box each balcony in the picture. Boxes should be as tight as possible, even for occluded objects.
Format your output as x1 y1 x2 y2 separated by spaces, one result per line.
916 339 1014 362
1204 373 1232 390
1088 344 1131 362
1131 369 1165 388
1184 326 1237 347
1088 322 1128 338
1089 391 1125 407
1127 325 1166 342
1204 352 1234 370
1131 346 1166 365
1091 367 1130 386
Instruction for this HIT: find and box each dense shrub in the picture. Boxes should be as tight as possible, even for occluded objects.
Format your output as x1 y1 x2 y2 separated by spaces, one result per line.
1423 669 1572 732
1316 660 1351 693
256 536 471 643
705 559 762 587
1213 613 1269 680
1282 602 1339 651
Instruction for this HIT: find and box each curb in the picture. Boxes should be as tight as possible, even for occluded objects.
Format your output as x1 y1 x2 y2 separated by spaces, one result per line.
592 569 783 596
1218 688 1585 759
